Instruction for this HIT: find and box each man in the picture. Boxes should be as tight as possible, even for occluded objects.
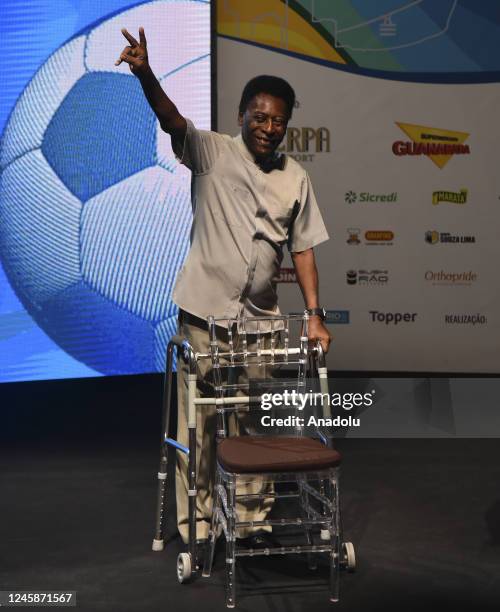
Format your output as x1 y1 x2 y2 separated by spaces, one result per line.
117 28 331 544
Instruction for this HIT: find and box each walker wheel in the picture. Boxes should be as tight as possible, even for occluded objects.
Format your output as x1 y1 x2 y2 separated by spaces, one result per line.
177 552 192 583
343 542 356 572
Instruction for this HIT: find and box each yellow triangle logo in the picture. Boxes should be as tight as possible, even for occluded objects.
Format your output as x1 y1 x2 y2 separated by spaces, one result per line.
395 122 470 169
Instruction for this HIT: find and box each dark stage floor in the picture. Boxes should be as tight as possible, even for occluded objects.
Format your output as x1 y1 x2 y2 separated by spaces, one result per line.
1 436 499 612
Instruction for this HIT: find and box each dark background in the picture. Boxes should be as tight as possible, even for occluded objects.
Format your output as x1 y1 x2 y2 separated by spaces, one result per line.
1 374 499 611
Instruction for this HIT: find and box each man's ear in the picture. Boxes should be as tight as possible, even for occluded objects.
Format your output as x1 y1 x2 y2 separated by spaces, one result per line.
237 112 243 126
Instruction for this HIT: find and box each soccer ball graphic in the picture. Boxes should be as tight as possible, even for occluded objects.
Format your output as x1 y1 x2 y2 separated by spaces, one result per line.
0 1 210 375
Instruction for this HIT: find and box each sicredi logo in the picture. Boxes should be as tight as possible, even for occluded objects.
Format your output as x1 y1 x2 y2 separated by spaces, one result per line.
370 311 417 324
393 123 470 169
344 190 398 204
347 270 389 285
425 231 475 244
425 270 477 285
432 188 468 205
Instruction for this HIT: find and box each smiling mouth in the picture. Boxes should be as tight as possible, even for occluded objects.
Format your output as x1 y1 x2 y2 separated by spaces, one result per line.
256 137 273 147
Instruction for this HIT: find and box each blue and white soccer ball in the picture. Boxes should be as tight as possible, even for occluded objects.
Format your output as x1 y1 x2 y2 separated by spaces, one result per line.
0 1 210 375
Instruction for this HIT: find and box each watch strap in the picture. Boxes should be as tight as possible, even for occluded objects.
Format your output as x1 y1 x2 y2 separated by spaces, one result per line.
305 307 326 320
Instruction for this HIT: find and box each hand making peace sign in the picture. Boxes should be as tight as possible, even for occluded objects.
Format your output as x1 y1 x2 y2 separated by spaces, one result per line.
115 27 149 77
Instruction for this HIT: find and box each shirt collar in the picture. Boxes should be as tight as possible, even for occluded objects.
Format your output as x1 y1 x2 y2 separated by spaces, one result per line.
234 134 285 172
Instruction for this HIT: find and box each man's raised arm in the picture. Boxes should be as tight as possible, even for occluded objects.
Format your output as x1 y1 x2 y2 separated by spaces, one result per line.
116 27 186 141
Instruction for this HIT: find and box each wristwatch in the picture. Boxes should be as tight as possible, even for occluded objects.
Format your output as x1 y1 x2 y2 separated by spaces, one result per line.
305 307 326 320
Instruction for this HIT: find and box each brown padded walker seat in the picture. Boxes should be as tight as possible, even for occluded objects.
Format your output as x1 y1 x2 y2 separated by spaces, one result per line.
217 436 342 473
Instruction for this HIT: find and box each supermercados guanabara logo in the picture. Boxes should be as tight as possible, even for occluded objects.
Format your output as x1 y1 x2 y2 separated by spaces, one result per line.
393 123 470 169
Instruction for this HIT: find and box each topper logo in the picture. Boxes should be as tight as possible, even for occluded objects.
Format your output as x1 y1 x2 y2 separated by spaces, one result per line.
370 311 417 324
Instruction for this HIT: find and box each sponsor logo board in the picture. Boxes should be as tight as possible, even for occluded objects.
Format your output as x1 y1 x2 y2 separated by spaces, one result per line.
425 270 477 286
278 127 330 162
370 311 417 324
290 310 350 324
425 231 476 244
393 123 470 168
347 229 394 245
325 310 350 324
346 228 361 244
432 188 468 205
345 190 398 204
347 270 389 285
365 230 394 245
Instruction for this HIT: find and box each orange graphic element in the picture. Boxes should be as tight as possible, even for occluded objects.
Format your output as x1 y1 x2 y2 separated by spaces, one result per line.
365 231 394 241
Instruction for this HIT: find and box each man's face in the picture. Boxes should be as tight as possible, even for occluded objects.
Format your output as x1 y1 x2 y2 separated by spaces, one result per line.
238 93 289 160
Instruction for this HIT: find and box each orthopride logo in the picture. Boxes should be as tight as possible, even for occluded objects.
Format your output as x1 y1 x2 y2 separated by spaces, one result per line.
425 270 477 286
393 123 470 169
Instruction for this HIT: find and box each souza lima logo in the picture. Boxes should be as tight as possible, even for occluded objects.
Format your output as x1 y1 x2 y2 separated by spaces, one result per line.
425 231 476 244
393 123 470 169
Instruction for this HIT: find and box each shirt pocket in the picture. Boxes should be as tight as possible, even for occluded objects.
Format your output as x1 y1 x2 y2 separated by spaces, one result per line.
211 179 252 227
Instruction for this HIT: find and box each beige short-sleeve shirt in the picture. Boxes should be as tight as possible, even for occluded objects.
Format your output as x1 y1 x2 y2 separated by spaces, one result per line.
171 119 329 327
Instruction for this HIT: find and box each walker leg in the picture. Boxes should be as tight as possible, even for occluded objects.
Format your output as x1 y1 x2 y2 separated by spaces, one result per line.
187 425 197 573
203 471 221 578
225 478 236 608
152 340 176 551
329 475 341 603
